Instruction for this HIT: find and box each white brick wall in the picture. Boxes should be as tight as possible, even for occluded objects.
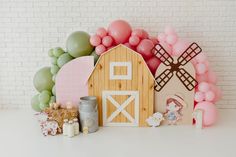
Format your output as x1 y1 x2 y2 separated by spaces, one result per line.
0 0 235 109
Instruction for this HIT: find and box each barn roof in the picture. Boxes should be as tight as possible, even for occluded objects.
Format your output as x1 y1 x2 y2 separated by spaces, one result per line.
87 44 156 81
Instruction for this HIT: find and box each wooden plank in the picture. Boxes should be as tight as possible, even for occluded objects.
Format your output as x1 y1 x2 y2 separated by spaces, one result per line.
137 57 143 126
148 73 154 122
98 56 104 126
104 52 110 126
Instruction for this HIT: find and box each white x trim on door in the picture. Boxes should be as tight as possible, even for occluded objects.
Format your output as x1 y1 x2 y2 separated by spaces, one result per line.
102 91 139 126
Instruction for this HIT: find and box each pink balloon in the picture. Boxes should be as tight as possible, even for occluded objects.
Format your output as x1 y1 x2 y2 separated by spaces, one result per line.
146 56 161 75
132 29 144 38
90 35 101 46
142 30 149 39
107 45 115 50
198 82 210 92
149 36 158 45
96 27 107 38
102 36 113 47
195 101 217 126
108 20 132 44
124 42 136 50
157 33 166 42
129 35 140 46
95 44 106 55
172 39 190 56
195 53 207 63
196 74 208 82
205 90 215 102
196 63 207 74
166 34 178 45
136 39 155 60
164 25 176 35
191 58 198 66
207 70 217 84
194 91 205 102
214 87 222 102
159 42 172 55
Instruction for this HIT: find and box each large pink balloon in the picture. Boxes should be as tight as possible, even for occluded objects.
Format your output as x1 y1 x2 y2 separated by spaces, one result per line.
136 39 154 60
195 101 217 126
108 20 132 44
146 56 161 75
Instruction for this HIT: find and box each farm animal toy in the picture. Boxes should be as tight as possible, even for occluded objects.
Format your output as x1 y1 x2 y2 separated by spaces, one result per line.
146 112 164 127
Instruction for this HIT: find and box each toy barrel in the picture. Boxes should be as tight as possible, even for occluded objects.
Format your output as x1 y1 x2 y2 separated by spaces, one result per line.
79 96 98 133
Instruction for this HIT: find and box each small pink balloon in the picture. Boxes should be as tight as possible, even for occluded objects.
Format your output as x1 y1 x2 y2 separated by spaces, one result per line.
95 44 106 55
149 36 158 45
90 35 101 46
205 90 215 102
129 35 140 46
124 42 136 50
166 34 178 45
194 91 205 102
207 70 217 84
157 33 166 42
108 20 132 44
198 82 210 92
195 53 207 63
142 30 149 39
136 39 155 60
146 56 161 75
196 63 207 74
159 42 172 55
164 25 176 35
196 74 208 82
172 39 190 56
132 29 144 38
102 36 113 47
96 27 107 38
195 101 217 126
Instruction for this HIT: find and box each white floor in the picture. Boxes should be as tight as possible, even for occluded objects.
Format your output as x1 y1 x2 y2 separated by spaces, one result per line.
0 109 235 157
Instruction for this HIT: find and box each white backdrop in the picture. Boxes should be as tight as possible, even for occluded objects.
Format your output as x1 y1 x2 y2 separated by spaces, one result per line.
0 0 235 109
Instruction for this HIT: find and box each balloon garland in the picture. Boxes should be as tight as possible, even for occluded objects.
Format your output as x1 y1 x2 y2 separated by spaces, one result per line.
31 19 222 127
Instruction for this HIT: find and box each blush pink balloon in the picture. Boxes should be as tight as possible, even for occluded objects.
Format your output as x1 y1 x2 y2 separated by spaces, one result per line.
136 39 155 60
129 35 140 46
164 25 176 35
146 56 161 75
108 20 132 44
132 29 144 38
157 33 166 42
195 53 207 63
172 39 190 56
196 74 208 82
102 36 113 47
166 34 178 45
142 30 149 39
207 70 217 84
96 27 107 38
124 42 136 50
194 91 205 102
159 42 172 55
95 44 106 55
198 82 210 92
149 36 158 45
196 63 207 74
195 101 217 126
205 90 215 102
90 35 101 46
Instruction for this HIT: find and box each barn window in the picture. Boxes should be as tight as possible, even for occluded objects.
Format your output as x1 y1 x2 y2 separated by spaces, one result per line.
110 62 132 80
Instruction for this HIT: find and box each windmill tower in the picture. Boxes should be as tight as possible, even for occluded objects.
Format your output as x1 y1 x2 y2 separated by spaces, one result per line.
153 43 202 125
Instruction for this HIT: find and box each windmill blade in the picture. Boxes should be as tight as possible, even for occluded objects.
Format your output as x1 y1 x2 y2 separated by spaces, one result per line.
176 68 198 91
177 42 202 66
154 69 174 91
153 44 174 66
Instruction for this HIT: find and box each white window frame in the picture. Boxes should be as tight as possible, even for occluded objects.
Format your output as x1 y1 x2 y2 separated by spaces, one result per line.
109 62 132 80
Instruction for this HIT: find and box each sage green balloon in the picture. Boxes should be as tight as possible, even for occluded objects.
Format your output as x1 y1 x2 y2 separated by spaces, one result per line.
31 94 41 112
33 67 54 92
48 48 54 57
50 65 60 75
52 85 56 96
66 31 94 58
39 90 51 104
90 50 99 65
52 74 56 82
39 103 49 110
51 56 58 65
53 47 65 57
49 96 56 103
57 53 73 68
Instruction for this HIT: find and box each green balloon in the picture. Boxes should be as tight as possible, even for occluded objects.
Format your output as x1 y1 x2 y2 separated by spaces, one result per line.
31 94 41 112
49 96 56 103
57 53 73 67
51 56 58 65
90 50 99 65
33 67 54 92
50 65 60 75
66 31 94 58
39 90 51 104
48 48 54 57
52 75 56 82
52 85 56 96
39 103 49 110
53 47 65 57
